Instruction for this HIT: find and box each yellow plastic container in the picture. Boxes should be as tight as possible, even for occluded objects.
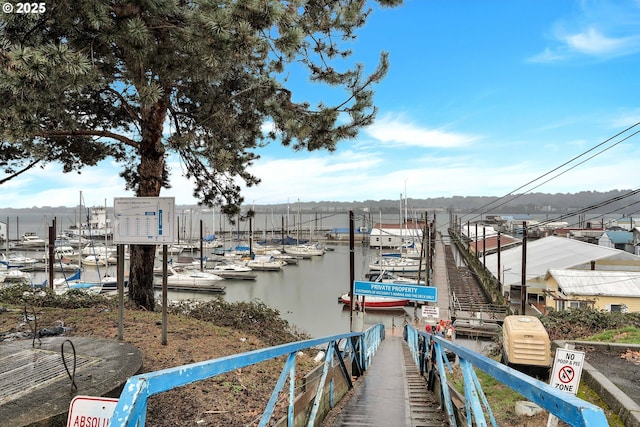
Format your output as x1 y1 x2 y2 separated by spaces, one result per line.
501 315 551 379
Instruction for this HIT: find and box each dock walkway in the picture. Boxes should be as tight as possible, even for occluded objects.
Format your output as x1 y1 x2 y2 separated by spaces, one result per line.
327 335 447 427
327 233 453 427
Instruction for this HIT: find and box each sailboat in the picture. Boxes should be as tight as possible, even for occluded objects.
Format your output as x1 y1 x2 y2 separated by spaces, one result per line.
283 199 325 257
48 269 104 295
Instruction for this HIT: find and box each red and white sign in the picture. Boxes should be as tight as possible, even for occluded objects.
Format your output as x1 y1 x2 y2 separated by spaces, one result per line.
549 348 585 395
422 305 439 318
67 395 119 427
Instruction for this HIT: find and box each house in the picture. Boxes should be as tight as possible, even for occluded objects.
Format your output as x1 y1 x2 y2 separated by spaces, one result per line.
598 230 633 251
483 235 640 311
553 226 605 244
631 227 640 255
461 223 520 256
369 219 424 249
544 269 640 313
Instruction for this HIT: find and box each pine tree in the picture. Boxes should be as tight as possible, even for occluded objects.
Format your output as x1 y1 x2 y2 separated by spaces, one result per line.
0 0 401 310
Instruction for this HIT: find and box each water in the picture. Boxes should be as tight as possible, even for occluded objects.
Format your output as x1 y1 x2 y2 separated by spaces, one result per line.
6 241 418 338
157 245 416 337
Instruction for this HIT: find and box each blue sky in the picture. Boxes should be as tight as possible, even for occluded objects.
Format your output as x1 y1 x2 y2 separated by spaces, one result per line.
3 0 640 208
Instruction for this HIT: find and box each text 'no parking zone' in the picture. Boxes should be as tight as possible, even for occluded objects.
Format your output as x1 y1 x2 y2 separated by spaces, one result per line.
353 281 437 302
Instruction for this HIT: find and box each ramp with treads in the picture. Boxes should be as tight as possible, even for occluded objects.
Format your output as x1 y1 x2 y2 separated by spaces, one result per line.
328 335 447 427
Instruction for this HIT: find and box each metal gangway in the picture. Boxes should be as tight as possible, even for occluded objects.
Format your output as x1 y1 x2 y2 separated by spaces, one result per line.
107 323 608 427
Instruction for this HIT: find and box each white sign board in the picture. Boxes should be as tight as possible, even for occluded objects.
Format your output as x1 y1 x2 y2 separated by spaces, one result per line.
67 395 118 427
113 197 175 244
549 348 585 394
422 305 439 318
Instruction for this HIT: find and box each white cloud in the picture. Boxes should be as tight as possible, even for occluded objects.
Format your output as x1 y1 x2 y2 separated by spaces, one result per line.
529 1 640 63
365 115 478 148
527 47 566 63
564 27 640 56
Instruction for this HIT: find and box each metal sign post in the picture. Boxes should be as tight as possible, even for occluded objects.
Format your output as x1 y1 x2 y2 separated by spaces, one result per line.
113 197 175 344
547 346 585 427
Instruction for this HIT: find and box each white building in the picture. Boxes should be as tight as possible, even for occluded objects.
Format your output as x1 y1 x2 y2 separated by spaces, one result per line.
369 219 424 249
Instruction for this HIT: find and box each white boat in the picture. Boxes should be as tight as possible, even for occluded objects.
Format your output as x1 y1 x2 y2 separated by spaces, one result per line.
164 266 224 287
50 269 103 295
64 205 112 238
368 254 423 273
81 242 116 257
209 262 253 273
21 232 46 247
1 253 38 268
206 261 256 280
283 244 325 257
56 233 90 247
54 245 78 257
82 255 108 266
365 270 426 285
0 268 31 286
245 255 285 271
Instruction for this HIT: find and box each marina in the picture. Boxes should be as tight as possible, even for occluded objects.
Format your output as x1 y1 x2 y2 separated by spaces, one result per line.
1 240 423 338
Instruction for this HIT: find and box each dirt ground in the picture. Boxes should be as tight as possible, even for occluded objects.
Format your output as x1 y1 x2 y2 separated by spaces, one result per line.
3 303 639 427
0 305 319 427
578 343 640 407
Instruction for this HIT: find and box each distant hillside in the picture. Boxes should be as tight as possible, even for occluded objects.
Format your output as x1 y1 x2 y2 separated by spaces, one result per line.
252 189 640 215
2 189 639 216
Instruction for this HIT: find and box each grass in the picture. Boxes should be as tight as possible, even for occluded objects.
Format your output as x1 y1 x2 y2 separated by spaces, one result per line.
449 356 625 426
582 326 640 344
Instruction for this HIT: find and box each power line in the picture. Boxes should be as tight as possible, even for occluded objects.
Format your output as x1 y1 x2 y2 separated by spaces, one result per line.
461 121 640 224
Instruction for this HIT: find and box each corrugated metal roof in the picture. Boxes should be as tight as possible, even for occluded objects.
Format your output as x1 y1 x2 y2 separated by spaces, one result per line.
483 235 640 287
602 230 633 244
547 269 640 297
462 225 499 239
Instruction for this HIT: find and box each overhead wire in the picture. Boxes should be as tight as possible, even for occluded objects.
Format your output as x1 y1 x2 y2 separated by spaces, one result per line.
438 121 640 232
467 121 640 219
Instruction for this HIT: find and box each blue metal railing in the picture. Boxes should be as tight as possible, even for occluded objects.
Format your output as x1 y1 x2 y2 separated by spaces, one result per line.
109 323 385 426
404 325 608 427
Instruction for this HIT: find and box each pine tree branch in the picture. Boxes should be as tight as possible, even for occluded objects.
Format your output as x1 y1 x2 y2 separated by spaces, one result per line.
36 130 138 148
0 158 41 185
106 87 142 123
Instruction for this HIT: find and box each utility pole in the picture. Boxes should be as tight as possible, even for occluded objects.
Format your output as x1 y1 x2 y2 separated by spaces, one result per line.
521 221 528 315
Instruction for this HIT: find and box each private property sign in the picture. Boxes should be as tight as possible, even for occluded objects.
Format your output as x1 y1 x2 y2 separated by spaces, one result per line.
549 348 585 394
353 281 437 302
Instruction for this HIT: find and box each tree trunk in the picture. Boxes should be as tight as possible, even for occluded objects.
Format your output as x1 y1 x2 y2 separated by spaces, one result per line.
128 98 168 311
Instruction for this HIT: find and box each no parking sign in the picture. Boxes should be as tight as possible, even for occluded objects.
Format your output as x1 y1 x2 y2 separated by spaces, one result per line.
549 348 585 395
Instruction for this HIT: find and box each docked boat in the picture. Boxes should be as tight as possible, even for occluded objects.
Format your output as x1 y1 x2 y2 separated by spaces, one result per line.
81 255 108 266
81 242 116 257
245 255 285 271
20 232 46 248
49 269 103 295
208 262 253 273
1 253 38 269
207 262 256 280
56 233 90 247
164 266 225 287
64 205 113 238
368 254 423 273
339 293 409 310
0 268 31 286
365 270 426 285
283 244 325 257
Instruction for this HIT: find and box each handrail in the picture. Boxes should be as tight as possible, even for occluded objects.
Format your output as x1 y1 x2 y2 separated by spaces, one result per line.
109 324 386 427
404 325 608 427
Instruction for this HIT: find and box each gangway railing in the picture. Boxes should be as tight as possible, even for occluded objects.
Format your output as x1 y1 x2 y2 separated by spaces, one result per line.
109 323 385 427
404 325 608 427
